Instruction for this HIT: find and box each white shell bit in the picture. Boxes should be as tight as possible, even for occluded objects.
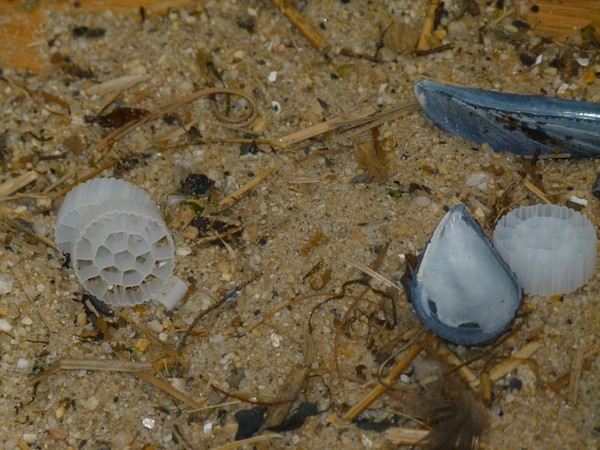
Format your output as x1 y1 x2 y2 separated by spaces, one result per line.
493 204 597 296
55 178 177 307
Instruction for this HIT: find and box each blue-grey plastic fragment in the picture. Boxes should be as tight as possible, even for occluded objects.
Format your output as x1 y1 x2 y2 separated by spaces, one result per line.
411 205 522 346
414 79 600 158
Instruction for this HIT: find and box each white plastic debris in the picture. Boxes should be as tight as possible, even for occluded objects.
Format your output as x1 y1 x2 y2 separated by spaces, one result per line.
569 196 588 207
55 178 177 307
155 276 188 311
493 204 597 295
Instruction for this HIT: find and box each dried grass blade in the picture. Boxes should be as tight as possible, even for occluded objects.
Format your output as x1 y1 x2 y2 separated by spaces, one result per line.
29 358 152 385
219 168 273 210
385 427 429 444
0 171 39 198
568 345 585 405
489 341 541 381
211 433 282 450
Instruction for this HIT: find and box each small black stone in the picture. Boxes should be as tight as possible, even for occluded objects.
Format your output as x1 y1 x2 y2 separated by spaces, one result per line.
234 406 267 440
236 17 255 33
180 173 215 197
240 140 259 155
592 173 600 199
267 402 319 432
512 19 531 30
506 377 523 392
519 53 537 66
72 26 106 38
72 26 89 37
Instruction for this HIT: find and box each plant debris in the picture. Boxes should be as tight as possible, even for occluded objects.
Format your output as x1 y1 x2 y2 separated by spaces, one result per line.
85 107 150 128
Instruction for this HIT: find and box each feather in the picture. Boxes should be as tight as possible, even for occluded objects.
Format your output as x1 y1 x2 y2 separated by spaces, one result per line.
410 373 487 450
415 79 600 158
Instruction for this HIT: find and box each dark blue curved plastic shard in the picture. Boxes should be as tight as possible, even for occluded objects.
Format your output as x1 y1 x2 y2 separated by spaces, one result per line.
414 79 600 158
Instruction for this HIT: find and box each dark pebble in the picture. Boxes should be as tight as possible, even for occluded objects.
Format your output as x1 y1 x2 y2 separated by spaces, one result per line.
592 173 600 199
234 406 267 440
180 173 215 197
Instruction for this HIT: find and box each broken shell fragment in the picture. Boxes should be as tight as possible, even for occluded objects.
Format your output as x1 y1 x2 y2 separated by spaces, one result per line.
493 204 597 296
411 205 521 346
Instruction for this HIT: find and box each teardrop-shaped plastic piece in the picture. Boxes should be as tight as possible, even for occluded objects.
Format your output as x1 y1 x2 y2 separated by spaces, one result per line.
411 205 521 346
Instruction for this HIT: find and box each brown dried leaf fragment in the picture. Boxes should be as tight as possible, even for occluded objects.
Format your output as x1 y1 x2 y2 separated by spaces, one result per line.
299 228 328 256
86 107 150 128
354 141 388 184
383 21 421 53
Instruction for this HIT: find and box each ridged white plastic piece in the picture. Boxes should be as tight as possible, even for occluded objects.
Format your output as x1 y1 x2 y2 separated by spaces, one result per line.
493 204 597 296
55 178 176 306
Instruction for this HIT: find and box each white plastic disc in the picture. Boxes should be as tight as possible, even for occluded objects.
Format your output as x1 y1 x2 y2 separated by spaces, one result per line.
493 204 597 296
55 178 176 306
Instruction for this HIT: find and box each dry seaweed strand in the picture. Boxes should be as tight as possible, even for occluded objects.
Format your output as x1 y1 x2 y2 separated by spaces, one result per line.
90 87 257 161
250 291 380 332
330 243 391 382
177 276 259 354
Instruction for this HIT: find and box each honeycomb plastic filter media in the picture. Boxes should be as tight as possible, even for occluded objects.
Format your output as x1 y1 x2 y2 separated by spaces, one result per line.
493 204 597 296
55 178 177 306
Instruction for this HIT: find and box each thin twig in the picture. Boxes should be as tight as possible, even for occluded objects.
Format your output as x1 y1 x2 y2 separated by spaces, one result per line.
343 333 435 421
489 341 541 381
30 358 152 385
218 168 273 210
269 0 329 52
